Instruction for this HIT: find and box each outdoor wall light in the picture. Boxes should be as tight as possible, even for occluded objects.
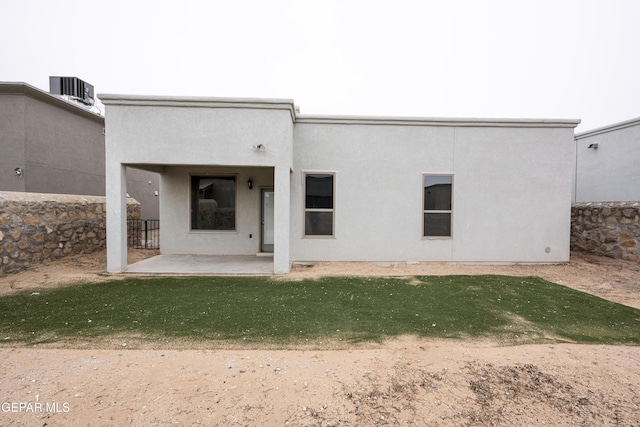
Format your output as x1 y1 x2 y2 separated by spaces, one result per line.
247 178 253 190
588 143 598 149
253 144 266 151
14 167 23 177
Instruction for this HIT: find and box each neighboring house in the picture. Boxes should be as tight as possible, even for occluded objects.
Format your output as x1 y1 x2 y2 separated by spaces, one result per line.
101 94 580 274
0 82 159 219
574 117 640 202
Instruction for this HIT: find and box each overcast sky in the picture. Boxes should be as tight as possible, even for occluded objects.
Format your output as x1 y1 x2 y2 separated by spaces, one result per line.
3 0 639 132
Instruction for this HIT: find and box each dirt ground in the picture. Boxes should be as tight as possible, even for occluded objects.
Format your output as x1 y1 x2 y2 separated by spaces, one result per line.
0 251 639 426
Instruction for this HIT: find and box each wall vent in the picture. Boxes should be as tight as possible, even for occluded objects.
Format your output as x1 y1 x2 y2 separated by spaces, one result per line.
49 76 95 105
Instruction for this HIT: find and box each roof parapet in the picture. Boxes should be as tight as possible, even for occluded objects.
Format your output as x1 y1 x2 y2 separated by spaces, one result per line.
575 116 640 139
296 114 581 128
98 94 297 121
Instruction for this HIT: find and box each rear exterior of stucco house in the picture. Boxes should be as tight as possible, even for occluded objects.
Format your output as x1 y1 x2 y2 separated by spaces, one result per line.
101 94 579 274
574 116 640 203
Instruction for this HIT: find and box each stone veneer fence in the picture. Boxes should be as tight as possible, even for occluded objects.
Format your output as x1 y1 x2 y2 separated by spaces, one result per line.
0 192 140 276
571 202 640 263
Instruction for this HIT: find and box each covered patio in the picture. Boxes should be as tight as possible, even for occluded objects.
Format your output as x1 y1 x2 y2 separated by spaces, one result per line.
101 94 296 274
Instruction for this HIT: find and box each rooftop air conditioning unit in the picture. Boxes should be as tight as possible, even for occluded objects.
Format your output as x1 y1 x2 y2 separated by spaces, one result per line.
49 76 95 106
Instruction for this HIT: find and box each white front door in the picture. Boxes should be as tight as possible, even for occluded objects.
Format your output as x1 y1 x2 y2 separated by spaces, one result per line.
261 189 274 252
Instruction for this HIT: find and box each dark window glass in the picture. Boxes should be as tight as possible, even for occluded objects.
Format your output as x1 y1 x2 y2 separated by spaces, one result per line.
305 174 334 209
305 212 333 236
424 213 451 237
423 176 452 210
304 173 334 236
191 176 236 230
423 175 452 237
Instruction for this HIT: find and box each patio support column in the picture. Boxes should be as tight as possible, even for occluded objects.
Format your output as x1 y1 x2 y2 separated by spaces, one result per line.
106 163 127 272
273 165 291 274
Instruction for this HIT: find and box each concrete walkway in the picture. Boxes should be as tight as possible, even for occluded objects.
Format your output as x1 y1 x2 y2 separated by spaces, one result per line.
125 254 273 275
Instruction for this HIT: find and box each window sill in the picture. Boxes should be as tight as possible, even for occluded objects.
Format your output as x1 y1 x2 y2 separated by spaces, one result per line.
189 230 238 234
422 236 453 240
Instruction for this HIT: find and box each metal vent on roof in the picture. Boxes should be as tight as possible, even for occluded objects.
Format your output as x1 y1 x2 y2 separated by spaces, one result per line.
49 76 95 105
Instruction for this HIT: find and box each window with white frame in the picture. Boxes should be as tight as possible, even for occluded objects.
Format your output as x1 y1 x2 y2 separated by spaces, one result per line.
423 175 452 237
191 176 236 230
304 173 334 236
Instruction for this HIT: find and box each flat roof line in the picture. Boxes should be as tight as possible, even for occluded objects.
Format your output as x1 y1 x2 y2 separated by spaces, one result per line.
0 82 104 123
297 114 581 128
98 93 295 107
98 94 298 120
575 116 640 139
97 93 581 128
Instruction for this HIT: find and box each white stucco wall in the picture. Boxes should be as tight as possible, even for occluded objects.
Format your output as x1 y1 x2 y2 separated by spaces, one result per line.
574 117 640 202
291 117 577 263
452 126 574 262
102 96 295 168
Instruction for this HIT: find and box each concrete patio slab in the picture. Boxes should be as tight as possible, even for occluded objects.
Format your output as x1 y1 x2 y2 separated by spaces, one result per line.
125 254 273 275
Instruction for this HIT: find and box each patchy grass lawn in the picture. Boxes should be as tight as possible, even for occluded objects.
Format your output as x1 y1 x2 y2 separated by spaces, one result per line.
0 275 638 347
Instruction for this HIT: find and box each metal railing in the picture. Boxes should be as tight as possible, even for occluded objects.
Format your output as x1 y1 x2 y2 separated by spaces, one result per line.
127 219 160 249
